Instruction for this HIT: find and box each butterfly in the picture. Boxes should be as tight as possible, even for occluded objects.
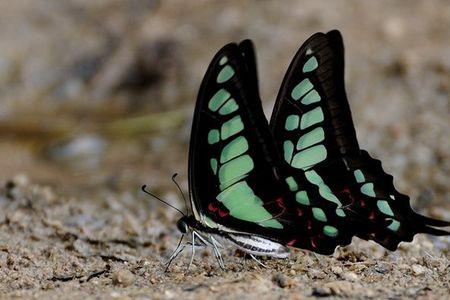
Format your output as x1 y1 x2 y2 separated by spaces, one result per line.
144 30 449 270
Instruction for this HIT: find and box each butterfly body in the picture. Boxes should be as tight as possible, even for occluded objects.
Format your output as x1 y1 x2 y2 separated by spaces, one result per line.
165 30 449 269
176 215 290 258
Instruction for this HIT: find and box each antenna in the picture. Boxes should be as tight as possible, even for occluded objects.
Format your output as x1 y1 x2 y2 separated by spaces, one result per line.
141 185 185 216
171 173 189 215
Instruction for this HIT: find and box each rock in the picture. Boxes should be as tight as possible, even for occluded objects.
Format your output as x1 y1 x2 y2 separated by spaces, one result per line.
374 263 390 274
323 281 354 296
312 286 332 297
272 273 289 288
308 268 325 279
331 266 343 276
411 264 425 276
112 269 135 287
342 272 359 282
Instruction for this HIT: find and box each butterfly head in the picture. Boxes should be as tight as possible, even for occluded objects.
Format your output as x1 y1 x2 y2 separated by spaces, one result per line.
176 215 198 234
176 216 190 234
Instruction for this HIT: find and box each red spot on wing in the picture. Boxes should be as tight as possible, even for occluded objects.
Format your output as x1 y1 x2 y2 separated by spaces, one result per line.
297 208 304 216
209 203 228 218
218 209 228 218
208 203 218 212
359 199 366 208
307 220 312 231
276 197 285 208
287 239 297 247
310 237 318 249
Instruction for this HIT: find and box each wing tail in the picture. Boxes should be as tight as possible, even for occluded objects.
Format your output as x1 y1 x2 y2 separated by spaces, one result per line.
343 150 449 249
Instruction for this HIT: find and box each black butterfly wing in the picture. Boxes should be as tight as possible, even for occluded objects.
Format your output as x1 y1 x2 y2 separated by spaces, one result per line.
270 30 449 251
188 41 291 237
188 40 361 255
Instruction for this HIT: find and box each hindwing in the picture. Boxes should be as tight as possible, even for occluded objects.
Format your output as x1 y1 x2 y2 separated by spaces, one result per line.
270 30 449 250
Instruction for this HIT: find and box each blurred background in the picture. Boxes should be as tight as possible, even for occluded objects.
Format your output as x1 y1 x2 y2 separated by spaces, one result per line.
0 0 449 212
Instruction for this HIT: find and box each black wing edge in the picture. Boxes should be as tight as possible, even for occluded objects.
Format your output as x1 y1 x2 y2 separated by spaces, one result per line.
238 39 259 97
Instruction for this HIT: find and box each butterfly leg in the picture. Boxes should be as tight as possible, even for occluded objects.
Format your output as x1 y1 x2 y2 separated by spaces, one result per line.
249 253 268 268
164 237 186 272
164 246 186 272
237 253 248 271
209 235 225 270
187 231 197 270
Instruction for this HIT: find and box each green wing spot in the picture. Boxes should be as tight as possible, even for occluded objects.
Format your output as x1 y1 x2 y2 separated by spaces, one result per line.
296 127 325 150
285 115 300 131
387 219 401 231
354 169 365 183
219 98 239 115
209 89 230 112
220 136 249 163
219 174 247 191
285 176 298 192
312 207 327 222
259 219 284 229
217 65 235 83
336 209 346 217
210 158 218 174
377 200 394 216
295 190 310 205
291 78 313 100
305 170 345 216
283 140 294 164
217 181 283 229
221 115 244 140
302 56 318 73
323 225 338 237
218 154 254 188
219 56 228 65
304 170 322 184
291 145 327 169
208 129 220 144
301 89 321 105
300 107 324 129
217 181 260 210
320 188 344 209
361 183 376 197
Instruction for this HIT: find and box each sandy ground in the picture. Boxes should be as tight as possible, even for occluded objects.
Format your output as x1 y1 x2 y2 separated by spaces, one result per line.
0 1 449 299
0 177 449 299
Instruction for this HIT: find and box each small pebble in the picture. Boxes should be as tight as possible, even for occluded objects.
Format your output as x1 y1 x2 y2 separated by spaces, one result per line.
312 287 332 297
343 271 358 282
323 280 354 296
272 273 289 288
331 266 343 276
411 264 425 276
112 269 135 287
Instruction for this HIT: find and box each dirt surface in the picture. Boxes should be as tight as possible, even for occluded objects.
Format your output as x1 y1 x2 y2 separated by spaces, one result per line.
0 1 449 299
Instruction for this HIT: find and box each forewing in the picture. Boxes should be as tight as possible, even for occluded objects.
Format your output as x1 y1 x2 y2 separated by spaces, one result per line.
188 41 289 236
